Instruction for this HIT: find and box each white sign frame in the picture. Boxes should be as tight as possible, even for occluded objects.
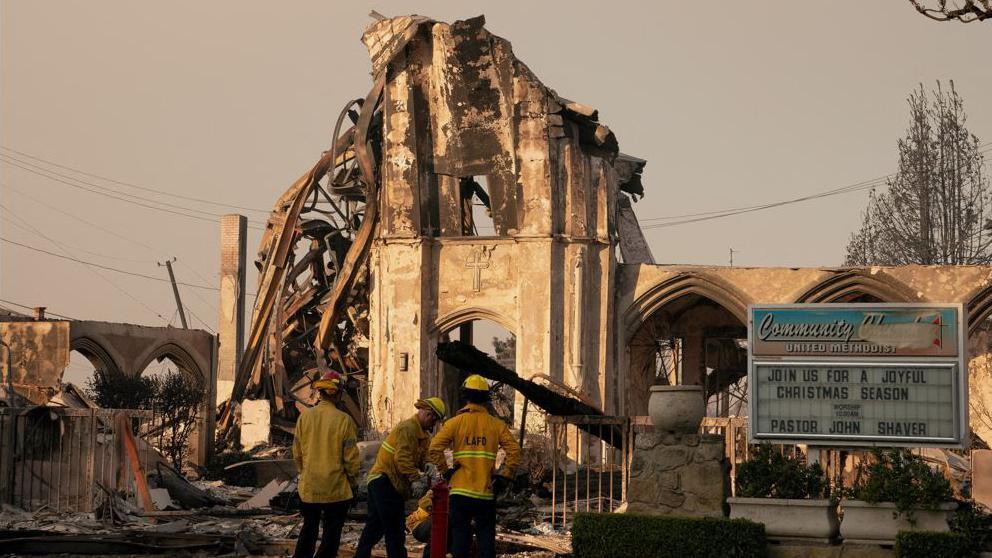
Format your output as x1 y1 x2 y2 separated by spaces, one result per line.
747 303 968 448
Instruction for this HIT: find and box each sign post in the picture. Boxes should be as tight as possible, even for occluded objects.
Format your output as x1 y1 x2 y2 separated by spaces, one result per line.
748 304 967 448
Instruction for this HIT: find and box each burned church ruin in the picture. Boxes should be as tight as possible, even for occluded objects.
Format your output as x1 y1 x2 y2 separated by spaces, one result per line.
218 14 650 440
218 14 992 450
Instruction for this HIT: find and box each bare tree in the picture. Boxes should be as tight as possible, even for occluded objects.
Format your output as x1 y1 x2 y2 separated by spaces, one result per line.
909 0 991 22
846 81 991 266
155 370 205 470
492 335 515 369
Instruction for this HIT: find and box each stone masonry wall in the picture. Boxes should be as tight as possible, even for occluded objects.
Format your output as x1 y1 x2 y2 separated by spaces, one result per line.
626 432 727 517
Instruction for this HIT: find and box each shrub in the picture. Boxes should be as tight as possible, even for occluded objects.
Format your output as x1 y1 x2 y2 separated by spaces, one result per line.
154 370 205 470
846 449 953 520
949 502 992 554
203 450 257 487
86 368 157 410
87 368 204 471
735 444 829 499
894 530 970 558
571 512 766 558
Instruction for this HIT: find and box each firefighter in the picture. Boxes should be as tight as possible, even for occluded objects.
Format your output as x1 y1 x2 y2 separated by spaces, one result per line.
428 375 521 558
292 370 360 558
405 491 435 558
354 397 446 558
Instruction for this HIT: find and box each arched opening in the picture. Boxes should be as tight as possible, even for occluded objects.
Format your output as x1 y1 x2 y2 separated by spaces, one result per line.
64 350 101 391
795 270 914 304
135 343 206 385
626 292 748 418
968 284 992 337
434 315 516 421
135 344 208 469
65 337 122 398
793 273 923 484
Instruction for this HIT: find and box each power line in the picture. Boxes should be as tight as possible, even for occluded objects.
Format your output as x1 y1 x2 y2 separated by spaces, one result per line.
4 180 258 309
4 181 224 328
177 260 221 315
640 177 888 230
2 210 156 264
185 305 217 334
0 298 76 320
0 205 170 322
0 235 221 292
7 181 229 298
180 274 220 315
0 155 266 231
640 143 992 230
638 174 892 223
0 145 271 215
166 307 179 328
3 181 175 255
1 153 223 218
1 235 259 300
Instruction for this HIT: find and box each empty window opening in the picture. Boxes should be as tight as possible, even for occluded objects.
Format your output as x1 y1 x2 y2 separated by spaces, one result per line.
460 176 495 236
437 319 515 420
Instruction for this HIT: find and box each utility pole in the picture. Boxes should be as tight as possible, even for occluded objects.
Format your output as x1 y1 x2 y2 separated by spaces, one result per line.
159 258 189 329
729 248 736 267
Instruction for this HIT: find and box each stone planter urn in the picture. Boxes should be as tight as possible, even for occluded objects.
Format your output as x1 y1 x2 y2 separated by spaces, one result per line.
839 500 957 544
728 497 839 541
648 385 704 433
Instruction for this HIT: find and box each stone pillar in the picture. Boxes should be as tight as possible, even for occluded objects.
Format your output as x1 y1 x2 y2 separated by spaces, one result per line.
626 431 727 517
369 240 429 432
217 214 247 406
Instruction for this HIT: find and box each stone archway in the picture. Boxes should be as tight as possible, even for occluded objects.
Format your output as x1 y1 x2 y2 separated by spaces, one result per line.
620 272 750 417
433 307 518 337
428 307 518 417
135 342 213 465
968 284 992 336
69 336 124 379
135 342 206 384
794 269 917 304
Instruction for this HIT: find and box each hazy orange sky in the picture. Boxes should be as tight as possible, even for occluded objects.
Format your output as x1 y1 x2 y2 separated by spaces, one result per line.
2 2 991 381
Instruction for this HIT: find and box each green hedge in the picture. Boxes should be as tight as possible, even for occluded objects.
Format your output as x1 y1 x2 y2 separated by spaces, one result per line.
572 512 766 558
894 530 971 558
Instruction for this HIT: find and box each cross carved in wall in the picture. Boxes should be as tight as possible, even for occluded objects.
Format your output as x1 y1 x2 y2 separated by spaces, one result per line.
465 247 492 292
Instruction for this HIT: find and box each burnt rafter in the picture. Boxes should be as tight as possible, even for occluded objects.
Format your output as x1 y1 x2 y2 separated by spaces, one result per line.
217 13 649 442
436 341 626 449
218 16 438 442
218 93 383 439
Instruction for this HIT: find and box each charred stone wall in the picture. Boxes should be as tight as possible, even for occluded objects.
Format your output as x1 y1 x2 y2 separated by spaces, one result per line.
365 15 635 429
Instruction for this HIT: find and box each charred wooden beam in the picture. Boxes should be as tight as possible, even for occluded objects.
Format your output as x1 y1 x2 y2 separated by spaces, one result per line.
436 341 625 448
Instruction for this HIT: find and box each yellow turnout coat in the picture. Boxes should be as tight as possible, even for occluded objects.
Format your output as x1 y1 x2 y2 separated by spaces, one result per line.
292 400 360 503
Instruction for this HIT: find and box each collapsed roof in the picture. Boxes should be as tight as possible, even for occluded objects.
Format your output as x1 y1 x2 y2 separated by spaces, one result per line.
218 14 651 442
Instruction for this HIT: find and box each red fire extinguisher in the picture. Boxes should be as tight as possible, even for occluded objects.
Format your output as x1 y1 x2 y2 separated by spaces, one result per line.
430 479 450 558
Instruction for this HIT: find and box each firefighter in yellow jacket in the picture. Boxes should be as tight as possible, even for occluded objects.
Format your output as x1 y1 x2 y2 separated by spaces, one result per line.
354 397 446 558
405 491 436 558
292 370 360 558
428 375 521 558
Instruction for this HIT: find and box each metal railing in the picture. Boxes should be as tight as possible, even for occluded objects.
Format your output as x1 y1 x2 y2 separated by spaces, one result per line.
544 414 888 524
700 416 749 496
548 415 631 528
0 407 158 513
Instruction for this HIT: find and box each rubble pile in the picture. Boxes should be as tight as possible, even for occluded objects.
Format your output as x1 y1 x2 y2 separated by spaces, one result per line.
0 478 571 557
0 408 572 556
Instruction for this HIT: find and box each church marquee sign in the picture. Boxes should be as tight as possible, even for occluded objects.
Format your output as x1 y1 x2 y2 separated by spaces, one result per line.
747 303 967 448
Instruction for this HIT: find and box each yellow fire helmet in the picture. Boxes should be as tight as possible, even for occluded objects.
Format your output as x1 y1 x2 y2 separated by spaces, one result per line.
415 397 447 420
313 370 343 393
461 374 489 392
